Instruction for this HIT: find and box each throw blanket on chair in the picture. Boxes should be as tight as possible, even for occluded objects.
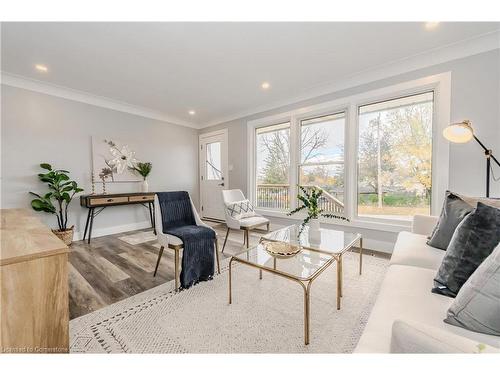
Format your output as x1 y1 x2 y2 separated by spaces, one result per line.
156 191 215 289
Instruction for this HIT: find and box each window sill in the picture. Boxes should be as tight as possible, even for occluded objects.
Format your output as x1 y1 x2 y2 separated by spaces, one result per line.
255 208 411 233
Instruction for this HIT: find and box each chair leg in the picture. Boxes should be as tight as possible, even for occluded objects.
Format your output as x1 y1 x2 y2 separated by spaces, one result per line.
174 248 179 291
214 238 221 274
266 222 270 232
153 245 164 277
245 229 250 249
221 227 230 253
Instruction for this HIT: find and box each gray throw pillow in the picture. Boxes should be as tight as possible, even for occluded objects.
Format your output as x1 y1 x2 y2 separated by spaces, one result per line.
444 244 500 336
427 191 473 250
433 202 500 297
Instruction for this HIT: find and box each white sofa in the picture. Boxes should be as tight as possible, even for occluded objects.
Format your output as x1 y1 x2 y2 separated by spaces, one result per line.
355 215 500 353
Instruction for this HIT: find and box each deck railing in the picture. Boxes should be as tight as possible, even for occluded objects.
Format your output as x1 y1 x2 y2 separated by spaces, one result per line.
256 184 344 213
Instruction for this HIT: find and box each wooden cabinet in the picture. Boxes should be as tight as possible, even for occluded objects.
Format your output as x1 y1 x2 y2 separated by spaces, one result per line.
0 209 69 353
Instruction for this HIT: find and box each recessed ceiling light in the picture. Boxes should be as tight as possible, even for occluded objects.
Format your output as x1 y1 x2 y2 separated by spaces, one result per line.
424 22 440 30
35 64 48 72
261 82 271 90
188 110 196 116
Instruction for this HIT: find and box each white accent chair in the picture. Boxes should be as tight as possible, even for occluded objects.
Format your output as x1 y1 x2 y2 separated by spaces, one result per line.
221 189 270 252
153 194 220 290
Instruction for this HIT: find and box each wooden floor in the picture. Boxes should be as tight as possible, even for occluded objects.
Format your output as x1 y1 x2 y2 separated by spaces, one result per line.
69 222 389 319
69 222 244 319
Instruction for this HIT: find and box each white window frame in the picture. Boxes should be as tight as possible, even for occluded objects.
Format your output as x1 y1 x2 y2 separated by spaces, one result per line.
247 73 451 232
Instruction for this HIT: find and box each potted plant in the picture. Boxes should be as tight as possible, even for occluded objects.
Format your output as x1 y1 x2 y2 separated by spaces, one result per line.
130 162 152 192
29 163 84 245
287 186 349 236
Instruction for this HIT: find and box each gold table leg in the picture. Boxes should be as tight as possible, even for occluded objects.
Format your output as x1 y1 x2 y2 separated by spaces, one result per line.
304 282 311 345
359 237 363 275
336 255 342 310
228 257 329 345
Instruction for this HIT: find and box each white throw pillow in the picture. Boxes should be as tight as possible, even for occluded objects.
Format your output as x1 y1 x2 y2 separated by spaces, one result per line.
226 199 256 220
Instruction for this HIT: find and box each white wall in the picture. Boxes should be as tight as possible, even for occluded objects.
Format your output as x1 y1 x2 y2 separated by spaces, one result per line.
200 49 500 252
1 85 199 239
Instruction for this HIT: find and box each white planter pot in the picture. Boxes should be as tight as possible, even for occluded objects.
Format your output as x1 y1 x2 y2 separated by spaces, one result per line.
309 218 321 232
141 179 149 192
308 218 321 244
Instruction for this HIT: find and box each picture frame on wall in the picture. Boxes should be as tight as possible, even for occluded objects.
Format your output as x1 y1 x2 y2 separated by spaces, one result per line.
91 136 142 183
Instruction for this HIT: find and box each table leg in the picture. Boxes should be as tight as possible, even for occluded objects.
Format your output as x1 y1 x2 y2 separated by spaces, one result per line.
304 282 311 345
359 237 363 275
228 258 234 304
148 202 155 233
336 256 342 310
259 269 262 279
83 208 91 241
87 208 95 244
339 254 343 298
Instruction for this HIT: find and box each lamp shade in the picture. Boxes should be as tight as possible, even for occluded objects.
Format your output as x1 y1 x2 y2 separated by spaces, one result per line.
443 121 474 143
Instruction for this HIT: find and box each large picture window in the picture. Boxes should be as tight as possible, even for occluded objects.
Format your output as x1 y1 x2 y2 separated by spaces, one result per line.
249 74 448 228
255 122 291 210
357 92 433 220
299 113 345 214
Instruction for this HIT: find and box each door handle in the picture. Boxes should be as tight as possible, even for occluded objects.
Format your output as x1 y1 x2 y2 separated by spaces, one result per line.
218 182 225 187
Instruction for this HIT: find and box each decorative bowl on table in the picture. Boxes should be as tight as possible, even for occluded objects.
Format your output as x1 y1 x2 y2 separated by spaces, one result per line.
261 240 301 258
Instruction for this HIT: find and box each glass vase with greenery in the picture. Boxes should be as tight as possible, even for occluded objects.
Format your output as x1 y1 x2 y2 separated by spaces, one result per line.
29 163 84 245
287 186 349 234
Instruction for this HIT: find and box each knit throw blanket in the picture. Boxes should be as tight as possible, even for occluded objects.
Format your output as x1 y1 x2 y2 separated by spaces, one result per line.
156 191 215 289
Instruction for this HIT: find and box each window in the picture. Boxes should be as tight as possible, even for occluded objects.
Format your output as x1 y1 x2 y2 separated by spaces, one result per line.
299 113 345 214
206 141 222 180
248 74 449 228
357 92 434 220
255 122 291 210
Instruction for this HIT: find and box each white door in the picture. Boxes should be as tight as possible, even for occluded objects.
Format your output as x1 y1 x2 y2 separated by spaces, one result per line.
199 130 228 221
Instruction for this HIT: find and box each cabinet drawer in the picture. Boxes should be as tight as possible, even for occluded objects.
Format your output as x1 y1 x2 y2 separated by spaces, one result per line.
129 195 154 202
89 196 129 206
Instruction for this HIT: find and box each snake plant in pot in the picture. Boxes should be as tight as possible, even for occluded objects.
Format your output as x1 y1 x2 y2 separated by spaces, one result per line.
29 163 84 245
287 186 349 237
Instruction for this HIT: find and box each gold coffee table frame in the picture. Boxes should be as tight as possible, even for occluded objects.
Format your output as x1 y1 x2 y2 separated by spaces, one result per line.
228 232 362 345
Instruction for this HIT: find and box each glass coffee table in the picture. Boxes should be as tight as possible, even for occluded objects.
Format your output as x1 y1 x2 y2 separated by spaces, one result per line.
228 225 362 345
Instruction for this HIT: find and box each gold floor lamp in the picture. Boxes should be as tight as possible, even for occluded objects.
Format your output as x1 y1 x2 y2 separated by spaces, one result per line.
443 120 500 197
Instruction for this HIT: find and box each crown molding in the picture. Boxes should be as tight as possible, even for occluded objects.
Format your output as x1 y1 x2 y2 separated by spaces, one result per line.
0 72 201 129
200 29 500 128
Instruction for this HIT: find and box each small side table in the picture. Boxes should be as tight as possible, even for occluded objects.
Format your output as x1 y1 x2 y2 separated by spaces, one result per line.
80 192 156 243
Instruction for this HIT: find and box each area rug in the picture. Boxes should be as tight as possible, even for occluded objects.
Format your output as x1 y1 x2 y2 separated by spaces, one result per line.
118 231 157 245
70 252 388 353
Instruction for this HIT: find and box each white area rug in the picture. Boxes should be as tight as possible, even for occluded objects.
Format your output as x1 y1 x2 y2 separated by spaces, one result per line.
70 252 388 353
118 231 157 245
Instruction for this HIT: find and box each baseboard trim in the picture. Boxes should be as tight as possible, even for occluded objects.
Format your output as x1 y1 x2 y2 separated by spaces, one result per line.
73 221 152 241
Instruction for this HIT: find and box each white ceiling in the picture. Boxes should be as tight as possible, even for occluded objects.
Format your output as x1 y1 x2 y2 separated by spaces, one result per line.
1 22 499 128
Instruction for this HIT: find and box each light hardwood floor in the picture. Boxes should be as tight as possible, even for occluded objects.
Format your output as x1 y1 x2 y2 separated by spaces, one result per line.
69 222 389 319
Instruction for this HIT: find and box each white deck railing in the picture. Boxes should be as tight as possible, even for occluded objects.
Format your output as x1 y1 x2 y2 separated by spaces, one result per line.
256 184 344 213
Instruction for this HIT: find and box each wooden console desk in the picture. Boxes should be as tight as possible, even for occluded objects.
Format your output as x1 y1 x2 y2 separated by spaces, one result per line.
80 192 156 243
0 209 69 353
